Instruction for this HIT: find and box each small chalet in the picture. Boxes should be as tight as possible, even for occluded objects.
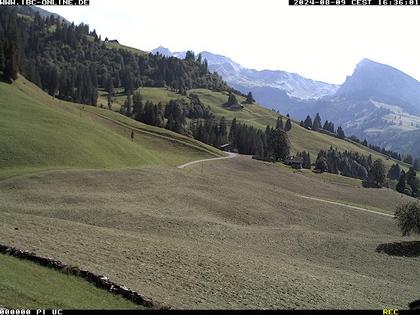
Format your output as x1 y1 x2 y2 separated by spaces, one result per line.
284 156 304 169
219 143 233 152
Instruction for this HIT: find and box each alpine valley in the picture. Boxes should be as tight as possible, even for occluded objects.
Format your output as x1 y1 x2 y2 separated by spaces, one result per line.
152 47 420 157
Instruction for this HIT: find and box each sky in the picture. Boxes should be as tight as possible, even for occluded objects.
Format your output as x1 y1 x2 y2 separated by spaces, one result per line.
40 0 420 84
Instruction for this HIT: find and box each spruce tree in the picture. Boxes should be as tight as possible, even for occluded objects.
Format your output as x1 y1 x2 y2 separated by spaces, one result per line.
124 94 132 116
219 116 227 144
367 159 386 187
304 115 313 129
315 154 328 173
133 92 143 116
229 118 237 143
245 91 255 104
276 117 284 130
337 126 345 139
313 113 322 131
106 76 114 110
387 163 401 180
285 118 292 132
268 128 290 161
0 42 4 72
226 92 238 106
406 167 419 196
4 44 18 81
396 171 407 194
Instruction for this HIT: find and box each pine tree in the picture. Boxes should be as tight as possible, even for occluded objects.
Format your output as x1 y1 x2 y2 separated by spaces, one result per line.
245 91 255 104
367 159 386 187
276 117 284 130
106 76 114 110
337 126 345 139
284 118 292 132
304 115 313 129
4 43 18 81
315 153 328 173
229 118 237 143
226 92 238 106
396 170 408 194
0 42 4 72
387 163 401 180
124 94 132 116
313 113 322 131
300 151 311 169
406 167 419 197
133 92 143 116
268 128 290 161
219 116 227 144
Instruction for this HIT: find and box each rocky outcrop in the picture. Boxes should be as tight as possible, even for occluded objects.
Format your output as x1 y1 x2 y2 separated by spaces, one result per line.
0 244 162 309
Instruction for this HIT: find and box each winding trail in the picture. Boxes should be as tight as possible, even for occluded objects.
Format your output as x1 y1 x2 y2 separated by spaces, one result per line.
178 153 393 218
177 152 237 169
294 194 394 218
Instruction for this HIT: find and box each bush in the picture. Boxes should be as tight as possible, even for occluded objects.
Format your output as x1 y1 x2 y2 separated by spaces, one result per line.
394 202 420 236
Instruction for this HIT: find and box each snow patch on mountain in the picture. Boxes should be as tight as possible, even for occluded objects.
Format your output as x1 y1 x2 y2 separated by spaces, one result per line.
150 47 339 101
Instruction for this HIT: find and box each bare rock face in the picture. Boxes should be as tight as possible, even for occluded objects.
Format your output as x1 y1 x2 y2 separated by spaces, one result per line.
0 244 159 309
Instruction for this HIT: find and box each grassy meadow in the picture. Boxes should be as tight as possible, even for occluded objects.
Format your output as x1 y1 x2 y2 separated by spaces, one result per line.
0 254 141 309
0 156 418 309
0 77 222 179
1 77 418 309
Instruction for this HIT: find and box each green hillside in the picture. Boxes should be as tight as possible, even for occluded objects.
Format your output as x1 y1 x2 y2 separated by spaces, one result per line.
0 254 141 309
100 85 409 170
0 77 223 179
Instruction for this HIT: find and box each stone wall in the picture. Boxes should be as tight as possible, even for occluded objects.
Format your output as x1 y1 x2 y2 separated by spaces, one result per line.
0 244 163 309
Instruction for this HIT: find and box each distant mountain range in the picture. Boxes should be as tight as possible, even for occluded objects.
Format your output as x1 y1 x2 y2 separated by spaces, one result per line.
151 46 339 101
151 47 420 157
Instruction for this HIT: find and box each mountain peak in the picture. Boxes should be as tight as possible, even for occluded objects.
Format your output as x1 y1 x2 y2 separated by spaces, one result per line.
150 46 173 57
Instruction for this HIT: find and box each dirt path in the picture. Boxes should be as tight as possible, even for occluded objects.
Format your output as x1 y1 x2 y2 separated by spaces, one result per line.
178 154 393 218
295 194 394 218
177 152 237 169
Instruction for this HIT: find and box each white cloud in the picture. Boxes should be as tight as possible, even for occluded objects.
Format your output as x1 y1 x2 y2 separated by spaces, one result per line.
40 0 420 84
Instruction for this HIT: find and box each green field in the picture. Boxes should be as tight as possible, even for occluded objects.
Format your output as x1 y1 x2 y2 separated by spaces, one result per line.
0 77 222 179
0 254 140 309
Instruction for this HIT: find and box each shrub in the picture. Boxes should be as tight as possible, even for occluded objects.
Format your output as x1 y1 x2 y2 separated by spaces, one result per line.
394 202 420 236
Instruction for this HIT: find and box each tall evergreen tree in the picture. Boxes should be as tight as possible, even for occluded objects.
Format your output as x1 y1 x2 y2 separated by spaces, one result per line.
133 91 143 116
396 170 407 194
124 94 132 116
276 117 284 130
268 128 290 161
284 118 292 132
106 76 114 110
0 42 4 72
304 115 313 129
337 126 345 139
367 159 386 187
387 163 401 180
406 167 419 197
245 91 255 104
313 113 322 131
226 92 238 106
4 43 18 80
229 118 237 143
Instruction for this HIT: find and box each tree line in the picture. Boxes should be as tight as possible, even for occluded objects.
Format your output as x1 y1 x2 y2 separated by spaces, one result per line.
300 112 418 165
0 7 238 106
